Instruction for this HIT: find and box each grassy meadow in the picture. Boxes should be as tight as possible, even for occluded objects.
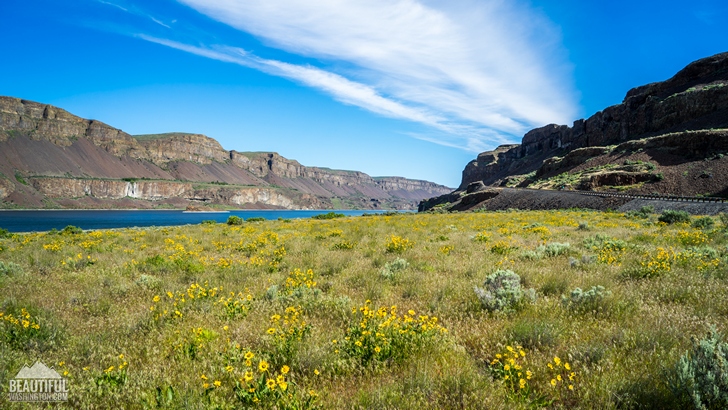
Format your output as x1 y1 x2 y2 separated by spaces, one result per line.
1 209 727 409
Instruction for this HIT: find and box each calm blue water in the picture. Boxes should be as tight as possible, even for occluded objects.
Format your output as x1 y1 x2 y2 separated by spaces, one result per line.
0 210 392 233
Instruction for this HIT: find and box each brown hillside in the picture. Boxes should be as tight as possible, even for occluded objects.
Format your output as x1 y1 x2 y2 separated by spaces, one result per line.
0 98 451 210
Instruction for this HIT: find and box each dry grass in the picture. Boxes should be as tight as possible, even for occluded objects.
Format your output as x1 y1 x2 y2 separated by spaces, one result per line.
0 209 727 409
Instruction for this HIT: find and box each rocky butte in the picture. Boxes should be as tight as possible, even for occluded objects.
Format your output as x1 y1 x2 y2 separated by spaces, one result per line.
0 98 451 210
421 52 728 212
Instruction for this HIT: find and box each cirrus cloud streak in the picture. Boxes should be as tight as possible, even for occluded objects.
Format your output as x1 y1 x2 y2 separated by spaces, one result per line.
153 0 580 151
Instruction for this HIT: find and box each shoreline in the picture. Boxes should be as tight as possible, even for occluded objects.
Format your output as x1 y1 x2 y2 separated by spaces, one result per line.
0 208 394 212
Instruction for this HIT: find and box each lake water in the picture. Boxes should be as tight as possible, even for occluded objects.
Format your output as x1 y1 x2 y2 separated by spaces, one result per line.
0 209 393 233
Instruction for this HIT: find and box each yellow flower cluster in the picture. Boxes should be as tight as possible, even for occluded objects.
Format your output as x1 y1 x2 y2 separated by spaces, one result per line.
546 356 576 393
78 238 103 250
42 240 65 252
439 245 454 255
385 235 414 253
216 291 254 319
151 282 222 321
235 231 280 254
164 235 202 262
638 247 676 278
338 301 447 365
675 248 721 273
473 231 491 243
96 353 129 388
490 240 515 255
206 347 318 409
523 225 552 240
172 327 218 360
284 269 317 294
595 240 626 266
0 308 41 330
268 307 309 341
676 230 708 246
315 229 343 239
61 253 97 270
489 345 532 397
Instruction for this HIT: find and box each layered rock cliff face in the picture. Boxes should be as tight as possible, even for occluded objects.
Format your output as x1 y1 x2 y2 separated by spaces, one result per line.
0 97 451 209
458 52 728 190
0 97 144 157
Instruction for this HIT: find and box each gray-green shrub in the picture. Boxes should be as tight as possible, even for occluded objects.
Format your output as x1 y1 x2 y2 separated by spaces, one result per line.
0 261 24 277
675 327 728 409
474 269 534 312
562 286 611 314
692 217 715 230
520 242 570 260
135 274 162 291
380 258 409 279
659 210 691 224
541 242 571 257
719 213 728 230
626 205 654 219
519 250 543 261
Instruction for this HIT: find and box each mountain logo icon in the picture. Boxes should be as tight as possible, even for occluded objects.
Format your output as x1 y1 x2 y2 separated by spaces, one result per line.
14 361 63 379
8 360 69 402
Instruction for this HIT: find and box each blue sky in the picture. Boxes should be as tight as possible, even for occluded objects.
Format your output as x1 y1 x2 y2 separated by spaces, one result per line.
1 1 726 187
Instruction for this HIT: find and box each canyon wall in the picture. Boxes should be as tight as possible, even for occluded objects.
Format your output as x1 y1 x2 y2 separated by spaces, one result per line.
0 97 451 209
458 52 728 189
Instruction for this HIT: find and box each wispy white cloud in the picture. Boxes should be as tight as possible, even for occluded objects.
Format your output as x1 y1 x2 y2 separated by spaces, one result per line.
139 35 470 136
149 17 171 29
150 0 579 151
97 0 128 12
97 0 171 29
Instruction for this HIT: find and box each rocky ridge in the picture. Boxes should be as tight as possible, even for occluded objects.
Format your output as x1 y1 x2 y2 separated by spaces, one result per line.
421 52 728 212
0 97 451 209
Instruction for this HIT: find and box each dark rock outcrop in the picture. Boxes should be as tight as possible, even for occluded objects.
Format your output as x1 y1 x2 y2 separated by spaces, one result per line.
422 52 728 212
458 52 728 189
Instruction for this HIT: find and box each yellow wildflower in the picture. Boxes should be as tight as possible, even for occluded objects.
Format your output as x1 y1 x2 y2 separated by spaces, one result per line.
259 360 269 372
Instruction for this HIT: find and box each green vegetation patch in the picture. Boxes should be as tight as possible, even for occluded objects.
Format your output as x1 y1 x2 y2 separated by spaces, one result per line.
0 210 726 408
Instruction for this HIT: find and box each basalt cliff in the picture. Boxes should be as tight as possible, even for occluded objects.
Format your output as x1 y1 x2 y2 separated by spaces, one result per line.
421 52 728 212
0 97 451 210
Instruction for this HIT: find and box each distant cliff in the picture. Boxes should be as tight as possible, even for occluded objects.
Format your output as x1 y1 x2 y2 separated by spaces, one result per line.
0 97 451 210
421 52 728 212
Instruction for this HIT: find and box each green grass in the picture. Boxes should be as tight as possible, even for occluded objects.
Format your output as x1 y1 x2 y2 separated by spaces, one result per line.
0 210 727 408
